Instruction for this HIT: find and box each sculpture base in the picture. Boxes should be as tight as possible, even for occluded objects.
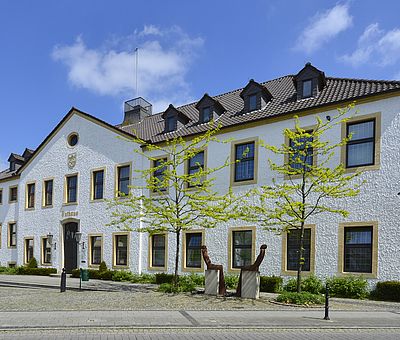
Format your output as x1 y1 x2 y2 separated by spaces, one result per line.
204 269 219 296
241 270 260 299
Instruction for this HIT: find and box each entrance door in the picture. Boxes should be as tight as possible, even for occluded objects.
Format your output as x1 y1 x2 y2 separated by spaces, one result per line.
64 222 78 273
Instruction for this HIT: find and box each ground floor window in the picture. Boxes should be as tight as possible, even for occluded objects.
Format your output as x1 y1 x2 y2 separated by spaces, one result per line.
286 228 311 271
114 234 128 266
8 223 16 247
344 226 373 273
41 237 52 264
232 230 253 268
151 234 166 268
24 238 34 264
185 232 202 268
89 235 102 265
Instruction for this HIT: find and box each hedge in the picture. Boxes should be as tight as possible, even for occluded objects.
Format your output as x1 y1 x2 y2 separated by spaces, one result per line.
371 281 400 302
71 269 114 280
16 267 57 276
326 276 368 299
155 273 174 284
260 276 283 293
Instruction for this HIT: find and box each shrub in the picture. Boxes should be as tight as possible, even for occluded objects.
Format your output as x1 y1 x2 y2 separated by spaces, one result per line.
158 279 196 293
99 270 113 280
225 275 239 289
326 276 368 299
99 261 108 272
0 266 18 274
158 283 180 293
187 273 205 286
27 257 38 269
284 275 323 294
155 273 174 284
16 267 57 276
260 276 283 293
371 281 400 302
71 269 80 278
276 291 324 305
112 270 133 282
130 273 156 284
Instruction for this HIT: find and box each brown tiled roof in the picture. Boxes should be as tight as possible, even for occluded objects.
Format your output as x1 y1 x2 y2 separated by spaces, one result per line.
120 75 400 143
0 168 18 181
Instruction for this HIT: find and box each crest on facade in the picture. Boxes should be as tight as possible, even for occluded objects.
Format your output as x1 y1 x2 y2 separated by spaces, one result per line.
68 153 76 169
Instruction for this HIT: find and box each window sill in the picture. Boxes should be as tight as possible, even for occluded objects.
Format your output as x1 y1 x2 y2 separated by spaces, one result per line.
182 266 204 273
112 265 129 270
148 266 167 271
88 264 100 269
281 270 314 276
230 178 257 187
40 263 52 267
337 271 377 279
42 205 53 209
63 202 78 206
344 164 380 174
90 199 105 203
25 207 35 211
8 201 17 204
7 246 17 249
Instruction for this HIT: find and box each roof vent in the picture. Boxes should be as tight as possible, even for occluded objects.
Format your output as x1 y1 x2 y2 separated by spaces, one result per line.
123 97 152 125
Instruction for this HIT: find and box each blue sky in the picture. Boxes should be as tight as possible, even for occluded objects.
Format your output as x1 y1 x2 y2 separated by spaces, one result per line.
1 0 400 169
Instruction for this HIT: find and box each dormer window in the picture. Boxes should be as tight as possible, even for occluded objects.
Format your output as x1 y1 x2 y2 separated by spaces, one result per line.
162 104 190 133
166 115 177 132
302 80 312 98
201 107 212 123
249 94 258 111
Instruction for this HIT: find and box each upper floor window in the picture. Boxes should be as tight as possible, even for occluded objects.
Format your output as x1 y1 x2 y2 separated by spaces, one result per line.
67 133 79 147
66 175 78 203
92 169 104 200
346 119 375 168
9 186 18 203
166 115 177 132
201 107 212 123
234 142 255 182
117 165 130 197
289 132 313 171
43 179 53 207
302 80 312 98
187 151 205 187
232 230 253 268
153 158 167 192
249 94 258 111
26 183 35 209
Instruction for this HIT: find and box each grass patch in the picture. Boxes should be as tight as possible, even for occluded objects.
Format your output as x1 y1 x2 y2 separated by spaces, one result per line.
276 291 324 305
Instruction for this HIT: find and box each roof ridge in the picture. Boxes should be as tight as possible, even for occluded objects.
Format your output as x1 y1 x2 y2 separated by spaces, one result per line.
326 76 400 84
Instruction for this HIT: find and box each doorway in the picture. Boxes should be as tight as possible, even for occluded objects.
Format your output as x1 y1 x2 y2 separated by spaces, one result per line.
63 222 78 273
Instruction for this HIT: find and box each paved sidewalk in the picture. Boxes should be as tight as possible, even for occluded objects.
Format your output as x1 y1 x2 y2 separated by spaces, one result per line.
0 310 399 330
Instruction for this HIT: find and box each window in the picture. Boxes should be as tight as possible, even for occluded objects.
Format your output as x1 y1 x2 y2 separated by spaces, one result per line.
153 158 167 192
150 234 166 268
117 165 130 197
202 107 212 123
42 237 52 264
0 224 2 248
166 115 177 132
8 223 16 247
92 170 104 200
286 229 311 271
187 151 205 187
43 179 53 207
185 232 202 268
9 186 17 203
234 142 255 182
343 227 373 273
249 94 257 111
346 119 375 168
67 133 79 147
0 189 3 204
66 175 78 203
89 235 102 266
302 80 312 98
289 132 313 171
114 234 128 266
232 230 253 268
26 183 35 209
24 238 34 264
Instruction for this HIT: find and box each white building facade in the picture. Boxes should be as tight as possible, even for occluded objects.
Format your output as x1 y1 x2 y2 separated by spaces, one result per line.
1 63 400 285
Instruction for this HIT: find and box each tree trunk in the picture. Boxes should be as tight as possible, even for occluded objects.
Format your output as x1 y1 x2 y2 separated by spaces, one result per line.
173 230 180 287
296 223 305 293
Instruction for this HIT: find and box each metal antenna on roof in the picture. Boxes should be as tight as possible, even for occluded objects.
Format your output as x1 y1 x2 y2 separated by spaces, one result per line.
135 47 139 98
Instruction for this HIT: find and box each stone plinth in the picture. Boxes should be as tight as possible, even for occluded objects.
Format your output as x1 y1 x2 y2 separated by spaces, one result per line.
204 269 219 296
241 270 260 299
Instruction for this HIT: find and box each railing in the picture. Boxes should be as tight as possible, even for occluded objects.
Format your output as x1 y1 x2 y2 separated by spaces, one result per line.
124 97 152 115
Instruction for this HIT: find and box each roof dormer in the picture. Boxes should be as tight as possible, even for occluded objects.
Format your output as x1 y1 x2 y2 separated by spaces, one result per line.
161 104 190 133
294 62 326 100
8 153 24 172
195 93 225 123
240 79 272 113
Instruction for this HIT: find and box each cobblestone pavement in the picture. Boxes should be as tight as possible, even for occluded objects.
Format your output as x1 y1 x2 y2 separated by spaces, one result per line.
0 328 399 340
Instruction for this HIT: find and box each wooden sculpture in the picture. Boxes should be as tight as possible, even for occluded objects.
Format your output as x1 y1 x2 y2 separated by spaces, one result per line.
201 245 226 296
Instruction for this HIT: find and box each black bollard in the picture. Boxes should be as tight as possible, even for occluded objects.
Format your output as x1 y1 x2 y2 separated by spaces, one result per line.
60 268 67 293
324 283 330 320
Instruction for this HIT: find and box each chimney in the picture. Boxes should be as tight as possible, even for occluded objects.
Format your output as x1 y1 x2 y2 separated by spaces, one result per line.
123 97 152 125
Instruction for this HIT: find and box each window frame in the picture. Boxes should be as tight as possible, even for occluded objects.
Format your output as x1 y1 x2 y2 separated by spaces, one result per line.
346 119 375 168
8 222 17 248
165 114 177 132
115 163 131 198
25 182 36 210
0 188 3 205
248 93 258 111
228 226 256 273
338 221 378 278
302 79 313 98
24 237 34 264
42 178 54 208
230 138 258 186
281 224 316 276
341 112 381 173
88 233 103 267
64 173 78 205
148 233 168 270
151 156 169 194
41 236 52 266
201 106 213 123
112 232 130 269
90 168 106 201
182 230 205 272
185 149 206 188
9 185 18 203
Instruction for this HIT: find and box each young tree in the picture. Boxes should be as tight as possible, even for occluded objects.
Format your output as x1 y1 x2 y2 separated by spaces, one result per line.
241 104 363 293
108 125 238 285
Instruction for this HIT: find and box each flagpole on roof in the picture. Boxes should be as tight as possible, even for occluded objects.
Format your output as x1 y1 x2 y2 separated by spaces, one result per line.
135 47 139 98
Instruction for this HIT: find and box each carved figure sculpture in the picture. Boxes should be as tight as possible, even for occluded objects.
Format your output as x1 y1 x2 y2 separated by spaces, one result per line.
236 244 267 297
201 245 226 296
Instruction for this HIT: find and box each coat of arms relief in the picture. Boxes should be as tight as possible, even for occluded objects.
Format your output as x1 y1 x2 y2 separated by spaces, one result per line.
68 153 76 169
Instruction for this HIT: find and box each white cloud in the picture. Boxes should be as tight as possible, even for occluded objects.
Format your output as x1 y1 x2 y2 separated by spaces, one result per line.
0 156 8 171
294 4 353 54
341 23 400 68
52 26 204 113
